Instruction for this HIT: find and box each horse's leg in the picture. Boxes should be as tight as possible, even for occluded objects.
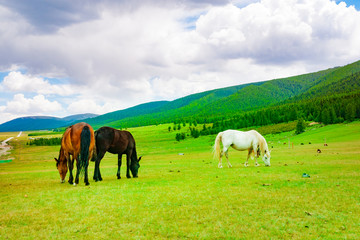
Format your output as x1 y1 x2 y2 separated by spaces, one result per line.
97 157 103 181
126 152 131 178
255 158 260 167
84 157 90 186
93 157 98 181
93 155 97 181
219 145 229 168
225 150 232 168
75 156 80 185
68 154 74 184
117 154 122 179
253 144 260 166
245 149 251 167
218 149 223 168
93 151 105 182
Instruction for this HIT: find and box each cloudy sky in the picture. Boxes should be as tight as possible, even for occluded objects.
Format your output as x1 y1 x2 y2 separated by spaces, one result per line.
0 0 360 124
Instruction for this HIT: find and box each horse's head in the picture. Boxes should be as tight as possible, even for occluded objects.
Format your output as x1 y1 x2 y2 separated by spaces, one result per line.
258 135 271 167
262 149 271 167
55 156 67 183
130 156 141 178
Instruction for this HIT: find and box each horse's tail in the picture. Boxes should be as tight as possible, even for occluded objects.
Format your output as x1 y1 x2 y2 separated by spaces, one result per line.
213 132 223 159
80 126 91 175
90 130 98 162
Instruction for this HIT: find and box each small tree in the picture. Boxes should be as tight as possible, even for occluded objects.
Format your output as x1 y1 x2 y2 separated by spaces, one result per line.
190 127 200 138
321 108 330 125
175 133 186 141
295 118 306 135
345 103 356 122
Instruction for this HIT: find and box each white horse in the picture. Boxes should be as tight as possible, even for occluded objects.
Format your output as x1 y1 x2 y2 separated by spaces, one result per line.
213 129 271 168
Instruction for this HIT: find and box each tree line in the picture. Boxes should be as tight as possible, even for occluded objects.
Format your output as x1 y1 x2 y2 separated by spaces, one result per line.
211 92 359 134
174 91 360 140
28 137 62 146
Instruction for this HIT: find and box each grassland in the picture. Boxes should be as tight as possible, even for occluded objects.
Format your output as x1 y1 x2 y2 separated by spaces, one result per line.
0 121 360 239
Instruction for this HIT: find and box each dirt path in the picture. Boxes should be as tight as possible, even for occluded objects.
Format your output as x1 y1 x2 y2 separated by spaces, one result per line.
0 144 12 159
0 133 20 159
1 137 14 146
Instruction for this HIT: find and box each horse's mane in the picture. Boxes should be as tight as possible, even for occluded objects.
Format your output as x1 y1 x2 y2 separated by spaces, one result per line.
258 136 265 152
253 131 267 154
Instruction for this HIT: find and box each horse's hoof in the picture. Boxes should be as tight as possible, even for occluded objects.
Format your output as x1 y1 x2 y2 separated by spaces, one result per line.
73 183 77 186
126 175 131 179
218 164 223 168
85 182 90 186
117 176 121 179
68 181 73 185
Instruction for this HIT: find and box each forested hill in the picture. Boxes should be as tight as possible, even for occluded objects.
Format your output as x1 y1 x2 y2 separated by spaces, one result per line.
1 60 359 132
84 60 360 129
0 114 98 132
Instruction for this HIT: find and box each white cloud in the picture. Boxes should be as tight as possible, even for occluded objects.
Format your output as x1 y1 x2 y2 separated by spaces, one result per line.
1 71 75 96
0 0 360 124
66 98 118 115
195 0 360 64
0 94 63 123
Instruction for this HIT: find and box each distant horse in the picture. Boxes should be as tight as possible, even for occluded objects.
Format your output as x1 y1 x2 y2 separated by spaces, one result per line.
54 122 95 185
213 129 271 168
93 126 141 182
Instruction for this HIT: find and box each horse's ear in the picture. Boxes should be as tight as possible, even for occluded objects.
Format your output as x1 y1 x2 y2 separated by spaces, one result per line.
138 156 142 162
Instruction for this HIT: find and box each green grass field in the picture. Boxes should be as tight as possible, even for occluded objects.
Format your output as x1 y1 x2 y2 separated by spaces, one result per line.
1 122 360 239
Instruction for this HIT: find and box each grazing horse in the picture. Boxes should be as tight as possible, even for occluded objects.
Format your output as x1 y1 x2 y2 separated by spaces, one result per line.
213 129 271 168
55 122 95 185
93 126 141 182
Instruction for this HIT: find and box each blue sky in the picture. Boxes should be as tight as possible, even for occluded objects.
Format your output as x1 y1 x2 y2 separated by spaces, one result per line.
1 0 360 124
338 0 360 9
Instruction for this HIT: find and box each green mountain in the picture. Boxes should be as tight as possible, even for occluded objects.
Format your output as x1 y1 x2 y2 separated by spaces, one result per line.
1 60 359 132
85 60 360 129
0 114 98 132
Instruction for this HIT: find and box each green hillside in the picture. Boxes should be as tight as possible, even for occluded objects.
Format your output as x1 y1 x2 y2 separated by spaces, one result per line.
84 60 360 129
85 101 168 127
289 60 360 100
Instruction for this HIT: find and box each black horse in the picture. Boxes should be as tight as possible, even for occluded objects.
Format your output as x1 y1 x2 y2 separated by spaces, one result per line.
93 126 141 182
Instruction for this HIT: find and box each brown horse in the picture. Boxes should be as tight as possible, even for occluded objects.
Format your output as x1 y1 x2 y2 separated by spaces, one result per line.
55 122 95 185
93 126 141 182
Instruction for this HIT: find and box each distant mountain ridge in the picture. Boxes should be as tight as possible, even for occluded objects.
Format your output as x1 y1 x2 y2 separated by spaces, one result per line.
0 113 98 132
1 59 359 132
84 60 360 128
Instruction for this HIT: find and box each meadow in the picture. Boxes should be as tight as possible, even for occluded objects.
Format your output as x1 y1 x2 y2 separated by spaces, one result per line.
0 121 360 239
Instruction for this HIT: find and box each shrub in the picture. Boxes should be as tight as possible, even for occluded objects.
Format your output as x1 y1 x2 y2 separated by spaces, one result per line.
28 137 62 146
